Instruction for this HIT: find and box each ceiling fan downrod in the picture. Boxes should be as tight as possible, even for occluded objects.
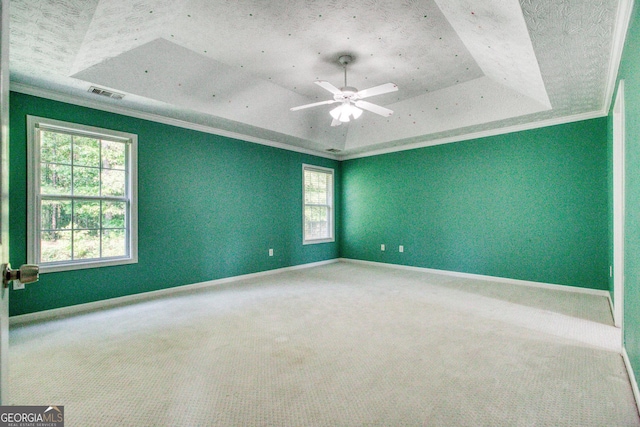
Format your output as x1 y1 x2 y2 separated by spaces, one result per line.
338 55 352 89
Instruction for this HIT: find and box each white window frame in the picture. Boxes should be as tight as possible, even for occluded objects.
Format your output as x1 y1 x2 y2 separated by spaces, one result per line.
27 115 138 273
302 164 335 245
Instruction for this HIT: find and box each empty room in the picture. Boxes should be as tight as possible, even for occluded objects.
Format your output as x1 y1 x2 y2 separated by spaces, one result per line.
0 0 639 425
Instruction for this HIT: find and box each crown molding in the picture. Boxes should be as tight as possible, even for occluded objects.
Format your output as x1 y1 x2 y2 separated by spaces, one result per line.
11 81 614 163
338 110 607 160
10 82 339 161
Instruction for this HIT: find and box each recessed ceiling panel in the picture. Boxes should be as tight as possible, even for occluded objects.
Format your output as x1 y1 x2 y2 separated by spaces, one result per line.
166 0 484 103
72 38 348 146
345 76 550 150
70 0 188 75
8 0 623 157
434 0 551 108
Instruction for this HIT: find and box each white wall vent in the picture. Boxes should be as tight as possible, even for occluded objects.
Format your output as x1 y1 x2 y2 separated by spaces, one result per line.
88 86 125 100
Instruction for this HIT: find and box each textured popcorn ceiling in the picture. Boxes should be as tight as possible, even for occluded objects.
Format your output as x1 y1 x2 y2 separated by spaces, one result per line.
10 0 621 157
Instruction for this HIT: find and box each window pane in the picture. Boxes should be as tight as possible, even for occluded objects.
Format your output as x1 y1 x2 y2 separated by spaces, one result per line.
74 200 100 230
73 229 100 260
41 131 71 164
102 229 126 258
102 140 126 170
73 136 100 167
303 167 333 243
41 163 72 195
101 169 125 196
102 201 126 228
41 230 71 263
41 199 72 230
305 205 329 240
73 166 100 196
304 170 329 204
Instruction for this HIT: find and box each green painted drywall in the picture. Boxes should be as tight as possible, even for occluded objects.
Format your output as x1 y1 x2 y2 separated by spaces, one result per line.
614 2 640 395
341 119 609 290
9 92 340 316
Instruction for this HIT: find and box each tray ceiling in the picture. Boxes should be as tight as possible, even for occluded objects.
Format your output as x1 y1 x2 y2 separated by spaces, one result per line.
10 0 626 158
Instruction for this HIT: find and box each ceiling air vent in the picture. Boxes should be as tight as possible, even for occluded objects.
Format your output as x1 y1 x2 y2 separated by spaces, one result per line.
326 148 341 153
88 86 124 100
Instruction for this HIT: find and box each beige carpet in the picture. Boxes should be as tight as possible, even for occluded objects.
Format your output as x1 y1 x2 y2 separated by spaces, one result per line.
8 261 640 426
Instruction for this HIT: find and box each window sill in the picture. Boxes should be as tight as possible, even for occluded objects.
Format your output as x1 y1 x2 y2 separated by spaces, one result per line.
303 238 335 245
38 257 138 274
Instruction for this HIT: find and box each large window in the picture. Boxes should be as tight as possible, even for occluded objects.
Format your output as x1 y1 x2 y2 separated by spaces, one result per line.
27 116 138 272
303 164 334 244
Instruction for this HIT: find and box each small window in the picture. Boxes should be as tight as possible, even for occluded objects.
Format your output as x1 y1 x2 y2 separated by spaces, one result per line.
303 164 334 244
27 116 138 273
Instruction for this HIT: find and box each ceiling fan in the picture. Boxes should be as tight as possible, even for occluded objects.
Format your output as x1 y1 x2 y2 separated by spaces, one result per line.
290 55 398 126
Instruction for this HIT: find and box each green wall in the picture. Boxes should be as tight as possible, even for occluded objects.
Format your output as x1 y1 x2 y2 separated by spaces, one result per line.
614 2 640 395
341 119 609 290
7 90 613 320
9 92 340 316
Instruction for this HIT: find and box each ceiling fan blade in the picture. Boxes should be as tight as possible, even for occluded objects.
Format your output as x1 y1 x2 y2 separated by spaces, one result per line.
354 100 394 117
315 80 342 95
330 118 342 127
356 83 398 99
290 99 337 111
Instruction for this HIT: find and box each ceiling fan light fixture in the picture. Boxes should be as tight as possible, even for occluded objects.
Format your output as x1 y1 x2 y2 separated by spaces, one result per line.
331 103 363 123
330 105 342 120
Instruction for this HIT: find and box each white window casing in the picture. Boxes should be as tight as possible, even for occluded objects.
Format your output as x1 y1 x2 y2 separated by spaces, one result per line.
303 164 334 245
27 116 138 273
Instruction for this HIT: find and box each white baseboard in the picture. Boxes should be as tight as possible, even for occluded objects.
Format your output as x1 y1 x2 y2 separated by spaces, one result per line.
11 257 613 325
339 258 612 298
10 259 339 325
607 293 616 325
622 347 640 417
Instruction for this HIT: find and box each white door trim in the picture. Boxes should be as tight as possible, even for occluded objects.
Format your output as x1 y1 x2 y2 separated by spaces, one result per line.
0 0 10 404
613 80 625 331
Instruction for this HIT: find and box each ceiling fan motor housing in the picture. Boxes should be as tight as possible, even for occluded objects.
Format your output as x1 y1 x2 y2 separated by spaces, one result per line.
335 87 359 101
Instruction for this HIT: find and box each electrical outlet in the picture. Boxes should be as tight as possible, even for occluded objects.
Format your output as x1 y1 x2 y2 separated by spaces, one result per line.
13 280 25 290
269 248 274 257
399 245 404 253
381 244 385 251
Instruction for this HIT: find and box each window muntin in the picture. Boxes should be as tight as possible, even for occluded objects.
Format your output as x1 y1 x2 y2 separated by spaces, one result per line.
27 116 137 272
303 165 334 244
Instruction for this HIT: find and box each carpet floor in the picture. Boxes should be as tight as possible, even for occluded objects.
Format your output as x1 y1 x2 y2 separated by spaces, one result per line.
8 261 640 426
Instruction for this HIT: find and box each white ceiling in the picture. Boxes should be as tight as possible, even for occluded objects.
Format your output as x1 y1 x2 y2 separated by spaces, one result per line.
9 0 627 158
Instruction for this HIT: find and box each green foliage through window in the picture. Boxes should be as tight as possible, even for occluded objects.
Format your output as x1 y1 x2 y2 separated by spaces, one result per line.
303 166 334 242
37 127 130 264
